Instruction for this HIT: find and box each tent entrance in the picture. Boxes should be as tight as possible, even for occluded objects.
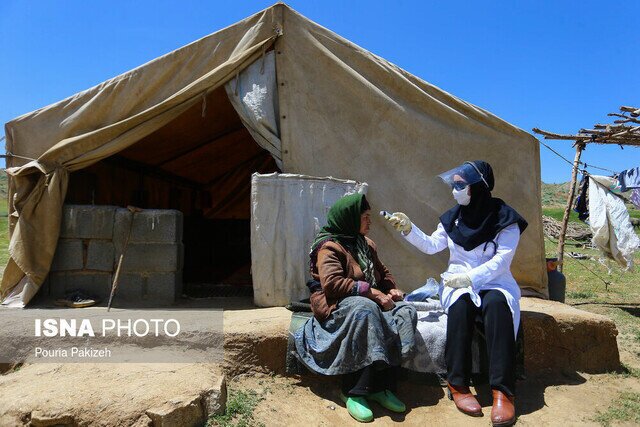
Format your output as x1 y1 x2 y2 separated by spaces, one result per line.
64 84 280 298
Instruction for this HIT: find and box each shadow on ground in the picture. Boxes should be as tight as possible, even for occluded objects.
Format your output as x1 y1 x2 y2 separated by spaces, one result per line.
294 369 588 419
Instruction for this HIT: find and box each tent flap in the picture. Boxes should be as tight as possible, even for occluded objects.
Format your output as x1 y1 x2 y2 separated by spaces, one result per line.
225 51 282 168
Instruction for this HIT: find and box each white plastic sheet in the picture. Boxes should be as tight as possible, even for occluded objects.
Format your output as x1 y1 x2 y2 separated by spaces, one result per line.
250 173 367 307
588 175 640 269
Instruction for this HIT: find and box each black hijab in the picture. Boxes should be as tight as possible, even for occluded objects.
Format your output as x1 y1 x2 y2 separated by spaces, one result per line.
439 161 528 251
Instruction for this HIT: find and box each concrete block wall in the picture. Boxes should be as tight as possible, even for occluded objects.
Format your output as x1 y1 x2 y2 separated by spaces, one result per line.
44 205 184 306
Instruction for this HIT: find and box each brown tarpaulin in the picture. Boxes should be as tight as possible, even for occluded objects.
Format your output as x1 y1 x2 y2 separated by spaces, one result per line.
2 3 547 305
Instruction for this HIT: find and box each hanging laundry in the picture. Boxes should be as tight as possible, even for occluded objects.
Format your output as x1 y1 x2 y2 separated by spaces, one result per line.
631 189 640 210
573 175 589 222
588 175 640 269
618 167 640 192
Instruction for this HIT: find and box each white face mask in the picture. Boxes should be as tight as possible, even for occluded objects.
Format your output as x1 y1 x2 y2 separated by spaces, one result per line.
452 186 471 206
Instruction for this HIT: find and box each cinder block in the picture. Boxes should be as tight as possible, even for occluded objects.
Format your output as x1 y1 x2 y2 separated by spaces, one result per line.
114 209 183 245
60 205 117 239
46 272 112 300
50 239 84 272
111 272 182 306
114 243 183 273
86 240 115 271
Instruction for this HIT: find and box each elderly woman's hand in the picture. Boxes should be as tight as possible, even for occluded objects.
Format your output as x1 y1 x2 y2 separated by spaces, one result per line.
367 288 395 311
388 289 405 302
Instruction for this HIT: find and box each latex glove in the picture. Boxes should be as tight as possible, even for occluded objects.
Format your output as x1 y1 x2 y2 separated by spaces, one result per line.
443 273 472 289
387 212 412 234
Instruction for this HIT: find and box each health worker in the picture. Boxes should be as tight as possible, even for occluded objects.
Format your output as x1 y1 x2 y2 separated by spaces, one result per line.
386 160 527 427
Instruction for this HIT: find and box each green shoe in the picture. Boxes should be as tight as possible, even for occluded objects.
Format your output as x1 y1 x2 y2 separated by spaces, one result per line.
340 392 374 422
368 389 406 413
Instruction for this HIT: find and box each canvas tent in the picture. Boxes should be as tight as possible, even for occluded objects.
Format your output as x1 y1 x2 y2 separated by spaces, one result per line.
2 3 547 307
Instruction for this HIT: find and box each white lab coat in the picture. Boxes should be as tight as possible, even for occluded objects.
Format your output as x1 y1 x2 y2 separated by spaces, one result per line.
403 222 521 338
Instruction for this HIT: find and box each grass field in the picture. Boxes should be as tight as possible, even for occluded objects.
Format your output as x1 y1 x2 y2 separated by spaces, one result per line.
543 206 640 222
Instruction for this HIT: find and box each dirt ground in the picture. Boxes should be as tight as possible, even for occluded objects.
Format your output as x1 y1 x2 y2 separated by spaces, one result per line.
228 370 640 427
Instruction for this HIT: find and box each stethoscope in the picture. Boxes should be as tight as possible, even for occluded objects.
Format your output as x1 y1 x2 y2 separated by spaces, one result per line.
483 240 498 256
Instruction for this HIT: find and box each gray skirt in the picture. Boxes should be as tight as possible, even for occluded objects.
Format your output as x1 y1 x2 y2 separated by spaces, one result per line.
293 296 418 376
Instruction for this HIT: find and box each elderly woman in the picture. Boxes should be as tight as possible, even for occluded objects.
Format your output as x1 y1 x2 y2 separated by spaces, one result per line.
387 161 526 427
294 193 417 423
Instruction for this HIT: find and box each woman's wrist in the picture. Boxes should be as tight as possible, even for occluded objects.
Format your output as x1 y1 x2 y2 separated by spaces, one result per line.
353 281 371 296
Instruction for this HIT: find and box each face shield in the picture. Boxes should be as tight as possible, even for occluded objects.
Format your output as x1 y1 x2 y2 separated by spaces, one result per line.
437 161 489 190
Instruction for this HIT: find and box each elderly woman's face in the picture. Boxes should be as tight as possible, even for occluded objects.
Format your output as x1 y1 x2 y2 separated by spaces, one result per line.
359 210 372 235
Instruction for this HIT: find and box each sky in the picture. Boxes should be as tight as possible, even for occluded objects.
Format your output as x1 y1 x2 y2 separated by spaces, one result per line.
1 0 638 183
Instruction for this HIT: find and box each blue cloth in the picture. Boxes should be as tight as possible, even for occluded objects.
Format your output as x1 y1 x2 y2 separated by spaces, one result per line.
619 167 640 192
404 278 439 302
294 297 417 375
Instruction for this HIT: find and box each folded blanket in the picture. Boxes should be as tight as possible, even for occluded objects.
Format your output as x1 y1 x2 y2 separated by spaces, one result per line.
400 300 489 374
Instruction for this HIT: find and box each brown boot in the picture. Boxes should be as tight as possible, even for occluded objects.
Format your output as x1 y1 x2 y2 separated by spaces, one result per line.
447 383 482 416
491 390 515 426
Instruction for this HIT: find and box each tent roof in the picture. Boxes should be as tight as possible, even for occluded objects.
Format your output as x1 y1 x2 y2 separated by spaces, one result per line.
5 2 531 162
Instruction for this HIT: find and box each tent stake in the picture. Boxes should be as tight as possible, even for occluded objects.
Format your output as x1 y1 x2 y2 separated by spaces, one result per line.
557 143 584 272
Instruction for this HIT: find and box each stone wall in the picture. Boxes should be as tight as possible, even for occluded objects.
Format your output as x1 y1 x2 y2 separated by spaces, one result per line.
43 205 184 306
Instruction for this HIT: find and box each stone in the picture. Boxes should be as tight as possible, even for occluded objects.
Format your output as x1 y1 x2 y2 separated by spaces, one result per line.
223 307 291 376
146 396 204 427
86 240 115 271
113 272 182 306
201 374 227 416
521 297 620 375
29 410 75 426
115 243 183 273
50 239 84 272
60 205 116 239
46 272 112 300
130 414 153 427
114 208 183 245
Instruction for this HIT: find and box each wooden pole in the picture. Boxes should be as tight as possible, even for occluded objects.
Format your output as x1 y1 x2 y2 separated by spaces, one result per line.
557 143 585 272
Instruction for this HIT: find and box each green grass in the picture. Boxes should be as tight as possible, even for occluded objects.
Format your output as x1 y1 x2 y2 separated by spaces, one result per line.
617 363 640 379
593 392 640 426
542 207 584 223
566 290 596 300
207 389 265 427
542 206 640 223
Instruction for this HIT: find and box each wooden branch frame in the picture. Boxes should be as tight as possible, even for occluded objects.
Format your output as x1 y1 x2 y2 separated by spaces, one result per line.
533 105 640 278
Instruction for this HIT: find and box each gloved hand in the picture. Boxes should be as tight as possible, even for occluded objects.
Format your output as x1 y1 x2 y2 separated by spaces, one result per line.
443 273 472 289
387 212 412 234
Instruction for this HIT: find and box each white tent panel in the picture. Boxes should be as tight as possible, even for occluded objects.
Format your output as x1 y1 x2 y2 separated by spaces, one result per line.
251 173 368 307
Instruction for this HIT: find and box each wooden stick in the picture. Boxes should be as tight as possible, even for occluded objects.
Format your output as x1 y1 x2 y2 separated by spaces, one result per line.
532 128 590 141
613 118 640 125
611 126 640 137
620 106 640 116
107 206 143 311
557 143 584 273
